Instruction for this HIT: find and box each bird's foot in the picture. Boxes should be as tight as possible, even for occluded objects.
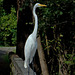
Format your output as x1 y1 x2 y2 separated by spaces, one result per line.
24 63 27 68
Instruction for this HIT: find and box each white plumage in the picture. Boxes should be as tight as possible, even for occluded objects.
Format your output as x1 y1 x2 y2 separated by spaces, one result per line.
24 3 46 68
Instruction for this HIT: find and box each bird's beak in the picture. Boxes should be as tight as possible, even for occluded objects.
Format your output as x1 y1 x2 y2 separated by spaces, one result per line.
38 4 47 7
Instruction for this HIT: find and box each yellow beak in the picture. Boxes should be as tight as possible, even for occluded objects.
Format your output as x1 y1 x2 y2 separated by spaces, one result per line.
38 4 47 7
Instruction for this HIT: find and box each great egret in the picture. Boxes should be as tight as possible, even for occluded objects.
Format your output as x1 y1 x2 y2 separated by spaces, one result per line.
24 3 46 68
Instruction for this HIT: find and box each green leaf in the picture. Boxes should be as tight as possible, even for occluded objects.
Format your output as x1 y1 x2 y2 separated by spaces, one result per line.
59 11 63 15
19 8 23 11
64 61 74 65
51 26 54 29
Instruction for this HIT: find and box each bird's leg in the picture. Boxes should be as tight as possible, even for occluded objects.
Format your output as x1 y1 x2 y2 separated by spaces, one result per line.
28 58 30 75
32 58 35 75
28 66 30 75
24 61 27 68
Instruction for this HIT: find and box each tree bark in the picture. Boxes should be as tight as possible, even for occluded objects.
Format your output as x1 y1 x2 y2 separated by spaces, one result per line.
16 0 33 59
37 36 49 75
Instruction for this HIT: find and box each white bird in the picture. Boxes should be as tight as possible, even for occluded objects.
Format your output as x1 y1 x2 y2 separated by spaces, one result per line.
24 3 46 68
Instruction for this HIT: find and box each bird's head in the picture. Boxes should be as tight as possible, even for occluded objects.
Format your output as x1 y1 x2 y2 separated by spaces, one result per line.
35 3 47 8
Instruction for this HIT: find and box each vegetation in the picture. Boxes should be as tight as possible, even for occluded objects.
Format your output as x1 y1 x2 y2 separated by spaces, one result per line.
0 0 17 46
0 0 75 75
37 0 75 75
1 54 9 63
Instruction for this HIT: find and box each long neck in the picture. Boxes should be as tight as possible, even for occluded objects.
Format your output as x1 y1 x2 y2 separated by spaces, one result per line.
32 6 38 39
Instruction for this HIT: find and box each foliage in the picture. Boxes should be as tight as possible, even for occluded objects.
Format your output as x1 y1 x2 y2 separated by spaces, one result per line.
1 54 9 63
0 0 3 15
0 5 17 46
35 0 75 74
0 0 75 74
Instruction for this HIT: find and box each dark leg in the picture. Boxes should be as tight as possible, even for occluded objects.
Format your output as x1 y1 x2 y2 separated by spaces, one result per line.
28 58 30 75
32 59 35 75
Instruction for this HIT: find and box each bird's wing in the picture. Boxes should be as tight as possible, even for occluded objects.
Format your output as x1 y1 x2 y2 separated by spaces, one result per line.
25 37 33 56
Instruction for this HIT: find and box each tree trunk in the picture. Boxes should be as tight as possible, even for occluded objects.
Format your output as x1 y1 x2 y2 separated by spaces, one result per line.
37 36 49 75
16 0 33 59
